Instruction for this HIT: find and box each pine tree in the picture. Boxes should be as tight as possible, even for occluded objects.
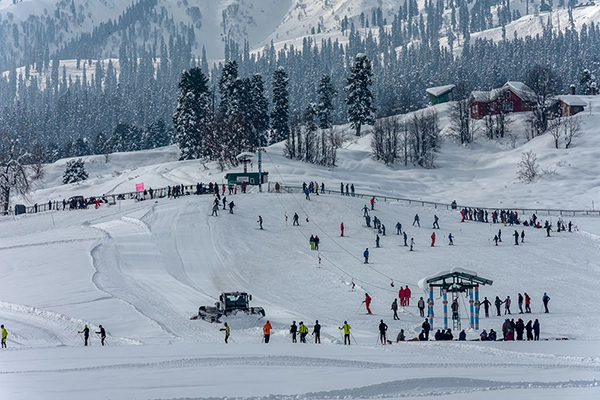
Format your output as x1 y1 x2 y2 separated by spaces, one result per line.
271 67 290 144
62 158 89 184
317 74 337 129
172 67 214 160
345 54 375 136
249 74 270 147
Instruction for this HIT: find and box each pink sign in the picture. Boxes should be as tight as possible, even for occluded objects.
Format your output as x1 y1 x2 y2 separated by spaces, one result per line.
135 183 144 192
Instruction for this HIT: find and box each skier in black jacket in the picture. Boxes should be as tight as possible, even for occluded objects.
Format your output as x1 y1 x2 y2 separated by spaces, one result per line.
378 320 388 344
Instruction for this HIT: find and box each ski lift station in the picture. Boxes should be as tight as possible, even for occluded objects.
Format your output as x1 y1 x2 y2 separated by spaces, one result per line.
418 268 493 332
225 151 269 187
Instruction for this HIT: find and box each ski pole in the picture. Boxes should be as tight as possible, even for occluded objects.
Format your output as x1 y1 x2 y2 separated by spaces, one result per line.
356 303 363 314
351 333 359 345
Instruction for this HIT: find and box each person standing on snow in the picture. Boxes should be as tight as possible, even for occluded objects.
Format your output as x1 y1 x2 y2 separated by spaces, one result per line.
524 293 532 313
410 238 415 251
314 235 320 250
220 322 230 344
498 229 502 242
513 230 519 245
363 248 369 264
96 325 106 346
542 292 550 313
78 324 90 346
399 286 406 306
481 297 491 318
448 233 454 245
263 320 272 343
504 295 512 315
494 296 503 316
379 320 388 344
362 205 369 217
533 319 540 340
404 286 411 306
370 196 376 210
298 322 308 343
257 215 263 230
430 232 436 247
211 203 219 216
340 182 344 195
290 321 298 343
518 293 524 314
1 324 7 348
433 215 440 229
375 234 380 248
521 230 525 243
339 321 352 345
391 298 399 320
363 293 373 314
451 298 459 320
403 232 408 246
340 222 344 237
293 213 300 226
312 321 321 344
418 297 426 317
422 319 431 340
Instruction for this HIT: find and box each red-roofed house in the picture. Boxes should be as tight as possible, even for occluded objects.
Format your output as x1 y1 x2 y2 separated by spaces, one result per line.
470 82 536 119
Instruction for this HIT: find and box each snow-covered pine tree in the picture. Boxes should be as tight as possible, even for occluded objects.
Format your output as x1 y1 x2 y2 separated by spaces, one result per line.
271 67 290 144
62 158 88 184
303 103 318 163
345 54 375 136
317 74 337 129
250 74 270 147
172 67 214 161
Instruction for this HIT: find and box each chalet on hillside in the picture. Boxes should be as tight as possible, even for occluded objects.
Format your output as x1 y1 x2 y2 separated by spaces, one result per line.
426 84 455 105
551 95 587 117
470 82 536 119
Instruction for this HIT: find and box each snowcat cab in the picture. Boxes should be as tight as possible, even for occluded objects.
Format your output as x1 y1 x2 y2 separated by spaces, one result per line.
192 291 266 323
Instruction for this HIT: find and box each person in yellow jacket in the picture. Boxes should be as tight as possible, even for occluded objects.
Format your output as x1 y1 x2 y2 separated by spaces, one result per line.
220 322 230 344
298 321 309 343
262 320 272 343
339 321 351 345
1 324 7 348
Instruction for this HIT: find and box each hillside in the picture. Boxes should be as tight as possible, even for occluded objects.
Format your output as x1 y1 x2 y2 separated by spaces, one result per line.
1 94 599 399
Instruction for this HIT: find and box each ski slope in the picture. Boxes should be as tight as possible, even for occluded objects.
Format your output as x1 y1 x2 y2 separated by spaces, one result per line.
2 100 600 399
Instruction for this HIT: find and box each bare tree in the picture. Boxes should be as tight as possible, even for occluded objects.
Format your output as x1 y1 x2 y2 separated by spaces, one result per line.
28 143 46 181
526 65 560 137
408 109 440 169
447 82 473 144
372 116 401 166
0 141 31 215
517 150 540 183
548 116 563 149
563 115 581 149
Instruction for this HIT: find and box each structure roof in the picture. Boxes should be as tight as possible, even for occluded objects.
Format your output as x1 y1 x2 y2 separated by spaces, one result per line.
426 84 456 97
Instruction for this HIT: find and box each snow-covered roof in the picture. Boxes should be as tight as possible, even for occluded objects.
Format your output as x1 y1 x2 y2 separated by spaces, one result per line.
556 95 588 107
426 84 456 97
470 89 502 102
504 81 535 99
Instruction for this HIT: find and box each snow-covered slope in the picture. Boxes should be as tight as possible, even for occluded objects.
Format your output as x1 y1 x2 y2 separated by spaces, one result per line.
0 96 599 399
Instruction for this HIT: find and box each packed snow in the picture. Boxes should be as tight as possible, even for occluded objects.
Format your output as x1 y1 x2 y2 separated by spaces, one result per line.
2 100 600 399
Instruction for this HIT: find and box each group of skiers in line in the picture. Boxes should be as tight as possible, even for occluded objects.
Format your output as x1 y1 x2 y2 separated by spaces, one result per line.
211 196 236 216
77 324 107 346
340 182 356 197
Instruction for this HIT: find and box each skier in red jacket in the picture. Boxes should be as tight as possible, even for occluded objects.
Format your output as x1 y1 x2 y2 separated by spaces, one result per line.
404 285 412 306
399 287 406 306
363 293 372 314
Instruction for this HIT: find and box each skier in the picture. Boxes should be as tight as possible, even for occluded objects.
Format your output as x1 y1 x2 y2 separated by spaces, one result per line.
378 319 388 344
403 232 408 246
498 229 502 242
257 215 263 230
263 320 272 343
381 224 386 236
340 222 344 237
340 182 344 195
363 293 373 314
413 214 420 227
1 324 7 348
375 234 380 248
339 321 351 345
314 235 320 250
290 321 298 343
518 293 524 314
293 213 299 226
362 205 369 217
521 230 525 243
96 324 106 346
542 292 550 313
433 215 440 229
504 295 512 315
494 296 503 316
345 184 349 196
211 203 219 216
404 285 411 306
513 230 519 245
430 232 436 247
370 196 376 210
395 222 402 235
298 322 308 343
546 224 552 237
228 201 235 214
350 183 355 196
312 320 321 344
220 322 230 344
363 248 369 264
481 297 491 318
418 297 426 318
493 235 499 246
222 196 227 210
448 233 454 245
391 298 399 320
399 286 405 306
410 238 415 251
524 293 532 313
78 324 90 346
